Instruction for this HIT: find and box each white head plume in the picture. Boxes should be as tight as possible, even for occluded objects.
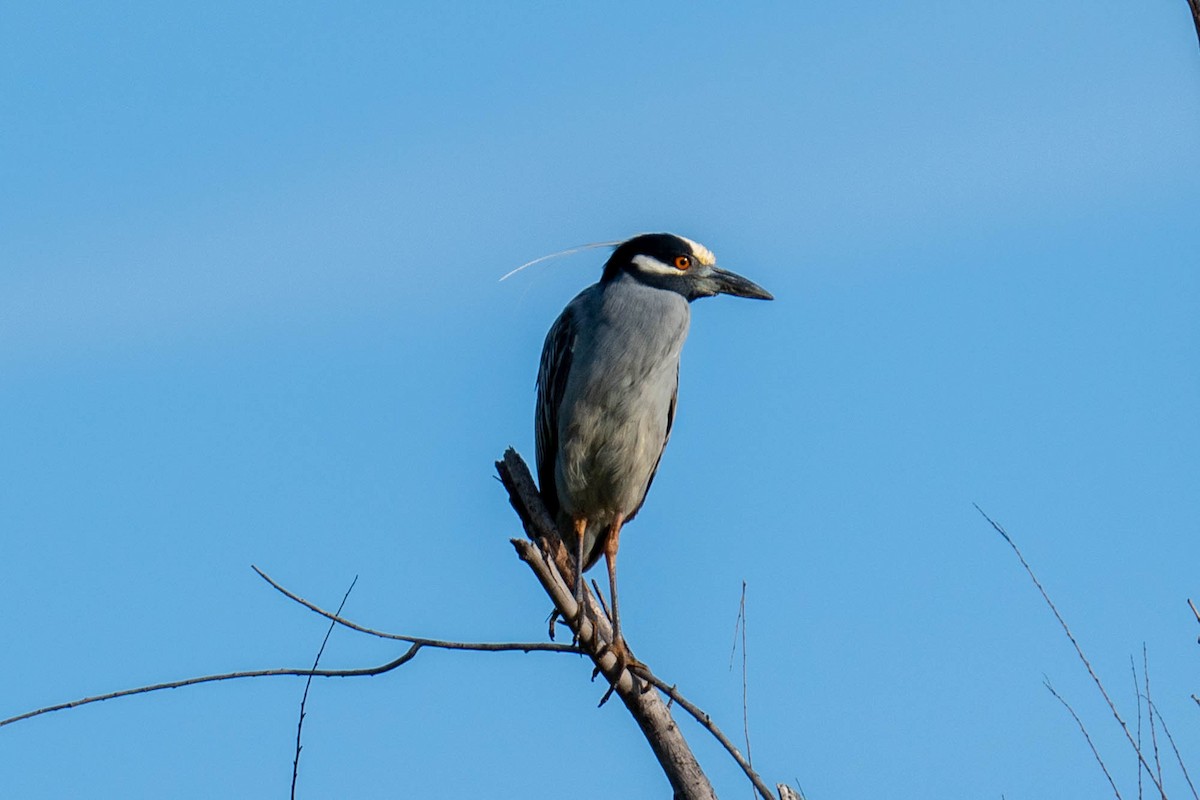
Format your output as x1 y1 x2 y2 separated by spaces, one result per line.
499 240 623 282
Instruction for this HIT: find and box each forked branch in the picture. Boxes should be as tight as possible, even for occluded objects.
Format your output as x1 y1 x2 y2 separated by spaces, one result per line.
3 450 791 800
497 447 784 800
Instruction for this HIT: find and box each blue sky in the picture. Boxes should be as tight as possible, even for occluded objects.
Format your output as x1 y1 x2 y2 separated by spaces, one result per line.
3 2 1198 797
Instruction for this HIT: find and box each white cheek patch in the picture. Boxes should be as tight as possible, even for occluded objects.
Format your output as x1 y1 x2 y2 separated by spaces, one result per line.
678 236 716 267
631 253 682 276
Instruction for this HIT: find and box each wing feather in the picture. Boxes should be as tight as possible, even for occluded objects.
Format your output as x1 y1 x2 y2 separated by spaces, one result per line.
626 363 678 523
534 307 575 519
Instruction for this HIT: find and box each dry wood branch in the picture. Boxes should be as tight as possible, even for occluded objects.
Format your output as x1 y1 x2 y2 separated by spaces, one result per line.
497 446 793 799
509 533 777 800
498 447 725 800
1188 0 1200 48
642 671 776 800
976 504 1167 798
509 532 721 799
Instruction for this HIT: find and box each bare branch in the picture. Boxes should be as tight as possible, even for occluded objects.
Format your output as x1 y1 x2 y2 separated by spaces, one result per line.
496 446 804 798
293 575 358 800
730 580 755 797
0 648 421 729
1187 0 1200 48
1044 679 1123 800
641 670 776 800
975 504 1167 797
497 448 719 800
510 539 723 799
496 447 560 544
1144 645 1165 798
2 570 580 731
253 565 577 654
1146 697 1200 800
1133 657 1145 800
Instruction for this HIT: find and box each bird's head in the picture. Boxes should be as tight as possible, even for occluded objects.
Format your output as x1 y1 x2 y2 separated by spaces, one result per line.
600 233 773 302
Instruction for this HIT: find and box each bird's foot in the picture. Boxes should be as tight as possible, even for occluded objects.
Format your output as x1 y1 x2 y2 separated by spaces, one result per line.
610 636 646 674
592 636 651 705
593 635 646 681
550 605 591 649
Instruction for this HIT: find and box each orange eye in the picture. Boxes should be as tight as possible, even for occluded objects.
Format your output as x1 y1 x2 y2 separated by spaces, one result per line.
674 255 691 270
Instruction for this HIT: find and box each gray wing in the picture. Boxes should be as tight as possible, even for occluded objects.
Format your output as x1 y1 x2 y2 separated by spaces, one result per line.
626 363 678 523
534 306 575 519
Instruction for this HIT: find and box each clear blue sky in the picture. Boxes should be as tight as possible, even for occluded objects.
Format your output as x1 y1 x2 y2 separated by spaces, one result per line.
3 2 1198 797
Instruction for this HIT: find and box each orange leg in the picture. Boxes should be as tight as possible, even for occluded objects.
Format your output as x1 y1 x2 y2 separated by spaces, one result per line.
572 517 588 629
603 512 628 658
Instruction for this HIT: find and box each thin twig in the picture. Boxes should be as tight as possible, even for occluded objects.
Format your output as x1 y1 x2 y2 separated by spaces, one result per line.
253 565 577 654
0 648 421 729
1187 599 1200 627
1045 679 1124 800
975 504 1167 797
729 580 754 797
729 586 743 671
591 577 612 621
1144 645 1165 799
640 670 775 800
292 575 358 800
1134 657 1145 800
1147 698 1200 800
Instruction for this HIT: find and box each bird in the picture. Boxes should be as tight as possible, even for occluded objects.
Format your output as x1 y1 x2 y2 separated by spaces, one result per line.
534 232 772 667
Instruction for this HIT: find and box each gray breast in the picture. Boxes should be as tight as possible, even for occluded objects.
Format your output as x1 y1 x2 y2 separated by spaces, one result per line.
554 275 690 526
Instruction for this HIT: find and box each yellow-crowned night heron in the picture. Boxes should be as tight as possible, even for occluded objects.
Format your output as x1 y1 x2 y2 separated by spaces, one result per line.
535 232 772 664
